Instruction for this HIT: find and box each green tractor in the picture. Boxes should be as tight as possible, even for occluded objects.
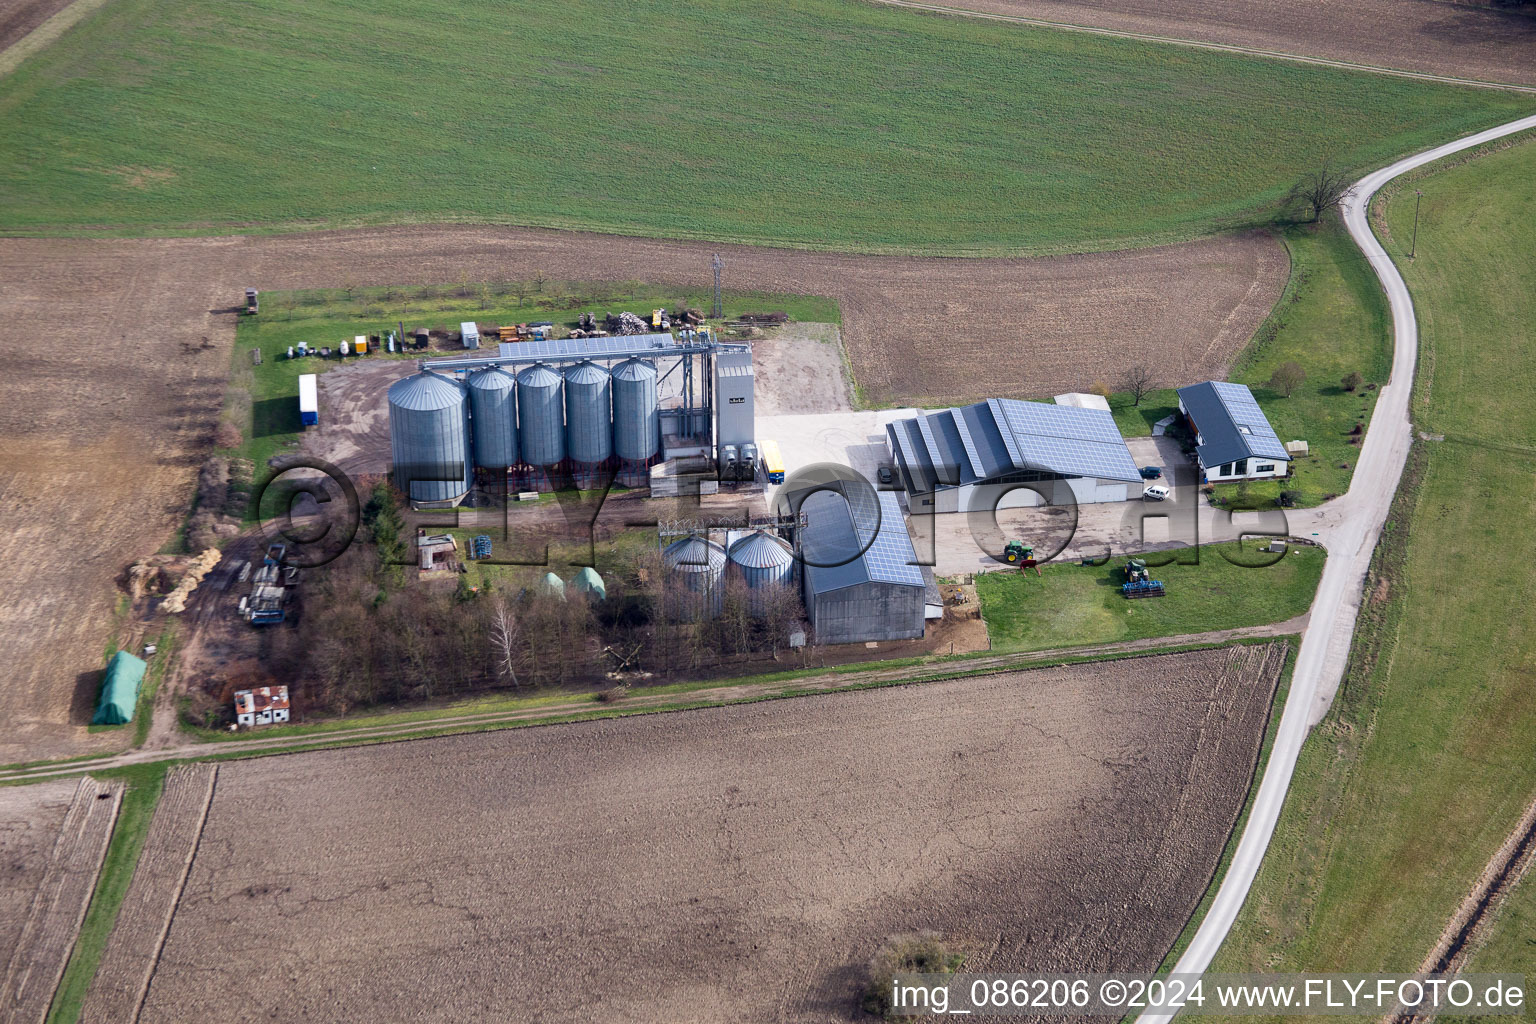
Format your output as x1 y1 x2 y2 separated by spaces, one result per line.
1125 557 1149 583
1003 540 1041 576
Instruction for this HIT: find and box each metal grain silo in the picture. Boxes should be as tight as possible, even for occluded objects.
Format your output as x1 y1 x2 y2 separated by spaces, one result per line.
466 367 518 470
611 358 660 462
388 371 470 505
516 363 565 467
726 530 796 617
662 535 725 620
563 360 612 466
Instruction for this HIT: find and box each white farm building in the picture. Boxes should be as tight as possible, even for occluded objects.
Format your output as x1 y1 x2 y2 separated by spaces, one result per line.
885 398 1142 514
1177 381 1292 482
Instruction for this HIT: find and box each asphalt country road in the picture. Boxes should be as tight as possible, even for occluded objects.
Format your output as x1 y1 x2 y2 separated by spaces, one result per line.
1137 112 1536 1024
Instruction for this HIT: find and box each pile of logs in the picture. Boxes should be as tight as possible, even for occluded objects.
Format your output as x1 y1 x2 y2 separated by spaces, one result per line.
725 311 789 327
605 311 652 335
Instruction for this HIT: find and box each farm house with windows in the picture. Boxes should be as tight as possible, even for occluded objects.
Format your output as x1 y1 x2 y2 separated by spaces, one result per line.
1177 381 1292 482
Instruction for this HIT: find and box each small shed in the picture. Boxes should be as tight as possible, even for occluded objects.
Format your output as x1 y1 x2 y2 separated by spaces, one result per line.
417 533 458 571
234 685 291 727
572 567 606 601
92 651 147 725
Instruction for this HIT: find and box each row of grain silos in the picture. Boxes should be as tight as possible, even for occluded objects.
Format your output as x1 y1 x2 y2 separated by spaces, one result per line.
387 357 661 503
660 530 795 621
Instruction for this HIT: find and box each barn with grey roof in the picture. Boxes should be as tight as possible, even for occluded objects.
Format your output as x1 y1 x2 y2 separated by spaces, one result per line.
885 398 1141 513
799 488 926 644
1176 381 1291 482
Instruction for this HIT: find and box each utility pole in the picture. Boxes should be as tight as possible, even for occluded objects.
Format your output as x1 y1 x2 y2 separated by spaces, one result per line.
1410 190 1423 259
710 253 723 319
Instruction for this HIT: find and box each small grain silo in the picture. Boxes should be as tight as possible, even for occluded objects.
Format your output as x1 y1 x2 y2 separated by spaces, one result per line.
563 360 612 486
662 534 725 621
726 530 796 618
466 366 518 472
387 370 471 506
516 363 565 468
612 358 659 485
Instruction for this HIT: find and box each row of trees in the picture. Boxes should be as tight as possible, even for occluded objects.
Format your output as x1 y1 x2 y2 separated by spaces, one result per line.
276 483 812 715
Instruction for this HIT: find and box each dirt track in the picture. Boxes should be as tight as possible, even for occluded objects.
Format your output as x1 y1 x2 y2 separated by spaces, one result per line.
133 644 1284 1024
0 0 69 54
913 0 1536 87
0 225 1283 762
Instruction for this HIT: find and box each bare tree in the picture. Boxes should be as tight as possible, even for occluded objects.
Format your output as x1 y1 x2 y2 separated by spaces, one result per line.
489 595 521 689
1122 364 1156 407
1268 361 1307 398
1286 158 1354 223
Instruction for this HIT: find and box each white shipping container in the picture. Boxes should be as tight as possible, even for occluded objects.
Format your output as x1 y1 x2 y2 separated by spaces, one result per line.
298 373 319 426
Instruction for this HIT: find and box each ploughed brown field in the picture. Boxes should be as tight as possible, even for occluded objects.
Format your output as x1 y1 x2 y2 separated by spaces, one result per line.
0 227 1283 762
0 0 72 54
921 0 1536 87
130 644 1286 1024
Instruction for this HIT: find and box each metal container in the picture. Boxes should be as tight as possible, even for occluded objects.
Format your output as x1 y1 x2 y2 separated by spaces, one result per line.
387 371 470 505
727 530 795 617
611 357 659 462
516 363 565 467
466 366 518 470
662 535 726 620
563 360 612 465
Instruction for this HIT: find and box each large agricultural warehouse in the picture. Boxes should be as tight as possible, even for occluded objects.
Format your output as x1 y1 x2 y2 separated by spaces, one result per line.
885 397 1142 513
799 489 925 644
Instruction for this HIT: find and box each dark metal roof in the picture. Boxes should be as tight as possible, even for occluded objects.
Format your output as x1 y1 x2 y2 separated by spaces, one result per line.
1176 381 1291 469
886 398 1140 492
801 489 923 595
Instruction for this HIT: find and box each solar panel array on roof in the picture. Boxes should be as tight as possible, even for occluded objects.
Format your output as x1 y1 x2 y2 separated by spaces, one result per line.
888 398 1140 492
1176 380 1292 469
491 333 679 361
801 489 923 594
1211 381 1290 460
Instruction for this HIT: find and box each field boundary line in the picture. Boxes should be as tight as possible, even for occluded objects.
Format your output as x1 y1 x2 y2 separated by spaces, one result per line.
0 0 113 79
0 626 1304 784
867 0 1536 95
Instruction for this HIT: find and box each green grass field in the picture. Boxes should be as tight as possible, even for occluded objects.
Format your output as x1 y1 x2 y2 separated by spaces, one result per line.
1212 134 1536 997
977 541 1322 653
0 0 1529 251
1107 219 1392 508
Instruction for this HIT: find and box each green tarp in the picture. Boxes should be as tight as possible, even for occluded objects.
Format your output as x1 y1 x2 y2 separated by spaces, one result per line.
92 650 146 725
572 567 606 601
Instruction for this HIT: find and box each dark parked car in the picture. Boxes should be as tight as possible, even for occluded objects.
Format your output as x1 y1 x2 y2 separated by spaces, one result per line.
1139 465 1163 480
877 466 894 486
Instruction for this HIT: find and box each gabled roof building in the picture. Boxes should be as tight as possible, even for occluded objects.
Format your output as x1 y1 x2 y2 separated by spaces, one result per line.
1176 381 1292 482
800 489 926 645
885 398 1141 513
